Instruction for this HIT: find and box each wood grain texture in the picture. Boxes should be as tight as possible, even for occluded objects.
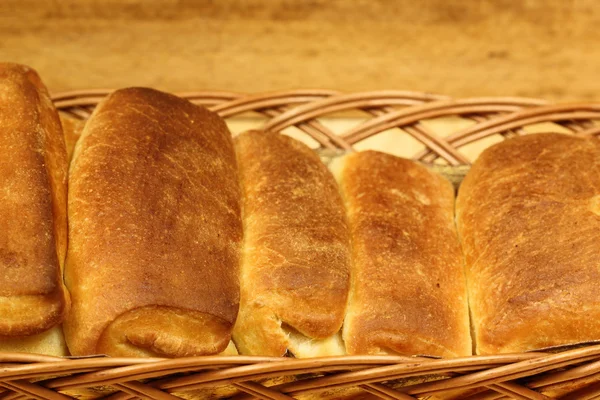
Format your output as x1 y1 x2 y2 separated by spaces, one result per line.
1 0 599 101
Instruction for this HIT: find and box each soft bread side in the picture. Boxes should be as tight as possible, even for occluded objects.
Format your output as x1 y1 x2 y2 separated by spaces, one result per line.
64 87 242 357
58 112 85 161
0 63 69 338
0 326 68 357
233 131 351 357
456 133 600 354
334 151 471 357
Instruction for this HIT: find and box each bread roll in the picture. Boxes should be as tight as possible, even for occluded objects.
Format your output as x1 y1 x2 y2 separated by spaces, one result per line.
0 63 69 343
332 150 471 357
64 87 242 357
456 133 600 354
233 130 351 357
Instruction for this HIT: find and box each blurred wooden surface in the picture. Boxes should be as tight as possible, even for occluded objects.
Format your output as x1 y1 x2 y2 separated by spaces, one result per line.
1 0 599 100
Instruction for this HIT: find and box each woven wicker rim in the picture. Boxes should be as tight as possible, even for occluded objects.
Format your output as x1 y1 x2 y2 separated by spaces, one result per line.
53 89 600 166
1 90 599 400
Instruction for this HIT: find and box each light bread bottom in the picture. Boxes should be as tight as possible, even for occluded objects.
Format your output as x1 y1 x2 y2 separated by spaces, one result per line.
0 325 68 356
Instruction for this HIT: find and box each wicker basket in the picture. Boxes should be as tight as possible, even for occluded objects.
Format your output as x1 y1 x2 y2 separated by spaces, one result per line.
3 90 600 400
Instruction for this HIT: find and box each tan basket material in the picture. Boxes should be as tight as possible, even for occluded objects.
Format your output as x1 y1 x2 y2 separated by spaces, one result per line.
2 90 599 400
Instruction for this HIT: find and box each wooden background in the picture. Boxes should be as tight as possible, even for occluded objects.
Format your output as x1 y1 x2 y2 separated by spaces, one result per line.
1 0 599 100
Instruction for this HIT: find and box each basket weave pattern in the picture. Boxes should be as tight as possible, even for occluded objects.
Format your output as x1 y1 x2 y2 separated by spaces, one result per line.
2 90 600 400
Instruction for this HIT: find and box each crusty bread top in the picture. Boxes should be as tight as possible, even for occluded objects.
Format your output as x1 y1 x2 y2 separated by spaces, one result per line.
65 87 242 355
335 150 471 357
456 133 600 354
0 63 68 336
233 130 351 355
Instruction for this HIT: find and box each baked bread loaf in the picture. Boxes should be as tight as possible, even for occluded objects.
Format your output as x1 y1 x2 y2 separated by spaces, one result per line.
0 63 69 347
64 87 243 357
456 133 600 354
233 130 351 357
332 150 471 357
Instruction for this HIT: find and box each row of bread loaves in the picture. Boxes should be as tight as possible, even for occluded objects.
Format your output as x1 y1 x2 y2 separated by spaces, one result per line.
1 62 599 357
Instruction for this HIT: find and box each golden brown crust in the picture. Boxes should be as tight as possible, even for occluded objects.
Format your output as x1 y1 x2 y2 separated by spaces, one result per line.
334 151 471 357
232 131 351 357
64 87 242 357
97 307 235 357
456 133 600 354
0 63 69 336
